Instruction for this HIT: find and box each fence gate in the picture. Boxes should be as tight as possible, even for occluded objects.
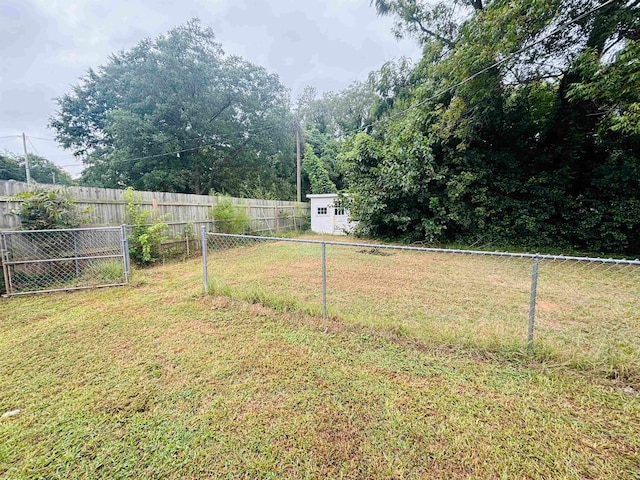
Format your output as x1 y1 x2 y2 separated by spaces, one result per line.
1 226 130 296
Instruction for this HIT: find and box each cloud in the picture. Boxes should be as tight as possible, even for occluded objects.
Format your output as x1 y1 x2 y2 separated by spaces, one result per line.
0 0 420 174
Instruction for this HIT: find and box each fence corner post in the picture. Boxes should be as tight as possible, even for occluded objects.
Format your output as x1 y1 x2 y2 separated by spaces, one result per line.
201 225 209 294
121 224 130 282
527 255 540 354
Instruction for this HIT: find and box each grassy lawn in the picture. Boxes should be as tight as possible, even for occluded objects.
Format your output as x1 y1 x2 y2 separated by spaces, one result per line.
1 258 639 478
207 234 640 382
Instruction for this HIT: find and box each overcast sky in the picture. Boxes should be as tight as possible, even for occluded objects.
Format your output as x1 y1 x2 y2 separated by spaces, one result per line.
0 0 420 179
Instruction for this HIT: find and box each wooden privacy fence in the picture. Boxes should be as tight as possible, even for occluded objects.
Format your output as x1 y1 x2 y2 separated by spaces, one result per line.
0 181 309 236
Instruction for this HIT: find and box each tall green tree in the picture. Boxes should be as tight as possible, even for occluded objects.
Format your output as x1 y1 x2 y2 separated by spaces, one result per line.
302 143 337 194
0 154 23 181
50 19 295 198
342 0 640 254
294 81 379 196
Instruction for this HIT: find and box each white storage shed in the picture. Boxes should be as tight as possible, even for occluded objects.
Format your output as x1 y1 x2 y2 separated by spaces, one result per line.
307 193 357 235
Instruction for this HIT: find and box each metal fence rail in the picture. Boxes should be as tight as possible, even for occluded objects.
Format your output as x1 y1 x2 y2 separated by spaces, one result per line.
1 226 130 296
201 231 640 369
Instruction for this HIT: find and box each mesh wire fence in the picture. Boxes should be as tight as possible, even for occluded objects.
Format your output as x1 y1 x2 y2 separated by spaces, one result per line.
535 258 640 375
1 227 128 295
127 218 308 263
324 244 535 351
203 232 640 377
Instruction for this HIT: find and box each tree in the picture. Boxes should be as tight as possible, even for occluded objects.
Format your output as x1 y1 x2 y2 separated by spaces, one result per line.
302 144 337 194
0 153 73 185
50 19 295 198
371 0 485 48
294 81 379 196
0 154 23 181
342 0 640 255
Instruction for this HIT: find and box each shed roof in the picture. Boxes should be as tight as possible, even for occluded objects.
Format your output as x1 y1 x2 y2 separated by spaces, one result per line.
306 193 339 199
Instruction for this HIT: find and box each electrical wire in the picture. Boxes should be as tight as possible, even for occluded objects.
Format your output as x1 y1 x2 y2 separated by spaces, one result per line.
26 136 40 156
0 137 20 146
22 135 56 142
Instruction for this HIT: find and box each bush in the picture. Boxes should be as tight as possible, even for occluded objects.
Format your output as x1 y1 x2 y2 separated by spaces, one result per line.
124 187 168 265
211 197 251 234
11 188 85 230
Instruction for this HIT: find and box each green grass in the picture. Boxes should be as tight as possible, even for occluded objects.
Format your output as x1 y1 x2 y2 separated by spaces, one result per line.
206 235 640 382
1 259 639 478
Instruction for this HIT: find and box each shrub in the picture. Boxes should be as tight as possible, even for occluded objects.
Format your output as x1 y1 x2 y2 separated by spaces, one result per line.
211 197 251 234
123 187 168 265
11 188 85 230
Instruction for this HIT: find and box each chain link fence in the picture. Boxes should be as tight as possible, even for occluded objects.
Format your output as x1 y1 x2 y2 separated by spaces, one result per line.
129 215 309 263
201 230 640 378
1 226 130 296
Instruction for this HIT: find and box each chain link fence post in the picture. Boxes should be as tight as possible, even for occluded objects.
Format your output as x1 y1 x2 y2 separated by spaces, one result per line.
201 225 209 294
121 224 130 282
0 232 10 295
528 255 540 353
322 241 327 321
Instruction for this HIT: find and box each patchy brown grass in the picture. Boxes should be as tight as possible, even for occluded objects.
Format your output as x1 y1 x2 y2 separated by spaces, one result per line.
1 258 639 478
206 236 640 382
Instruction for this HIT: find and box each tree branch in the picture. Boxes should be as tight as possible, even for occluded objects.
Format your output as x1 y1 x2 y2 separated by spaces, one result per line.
412 15 456 48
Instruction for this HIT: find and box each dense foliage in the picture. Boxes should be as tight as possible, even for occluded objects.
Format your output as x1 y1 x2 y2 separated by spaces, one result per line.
123 188 168 265
294 81 379 195
210 197 252 234
47 7 640 254
11 189 84 230
0 153 73 185
50 20 295 199
302 143 337 194
339 0 640 255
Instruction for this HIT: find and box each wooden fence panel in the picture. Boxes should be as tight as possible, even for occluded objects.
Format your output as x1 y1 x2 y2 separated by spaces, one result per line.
0 181 309 234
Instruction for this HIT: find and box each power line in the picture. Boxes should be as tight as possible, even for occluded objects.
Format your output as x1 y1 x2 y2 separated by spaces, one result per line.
0 137 20 146
26 136 40 156
10 1 613 168
23 135 56 142
347 0 617 136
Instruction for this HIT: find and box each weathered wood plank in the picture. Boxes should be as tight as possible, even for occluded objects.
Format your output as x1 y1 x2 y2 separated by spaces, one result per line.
0 180 309 231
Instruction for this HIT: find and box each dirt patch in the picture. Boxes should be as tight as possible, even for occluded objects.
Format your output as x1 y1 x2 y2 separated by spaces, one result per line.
199 295 232 310
248 303 274 316
356 248 395 256
537 300 563 312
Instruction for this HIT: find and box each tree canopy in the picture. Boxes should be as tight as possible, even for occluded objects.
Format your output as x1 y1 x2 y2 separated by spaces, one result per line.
295 81 379 195
0 153 74 185
338 0 640 255
50 19 295 198
46 7 640 254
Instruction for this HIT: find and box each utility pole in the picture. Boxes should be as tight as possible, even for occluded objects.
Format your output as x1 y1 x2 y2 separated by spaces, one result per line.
22 133 32 186
296 124 301 203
